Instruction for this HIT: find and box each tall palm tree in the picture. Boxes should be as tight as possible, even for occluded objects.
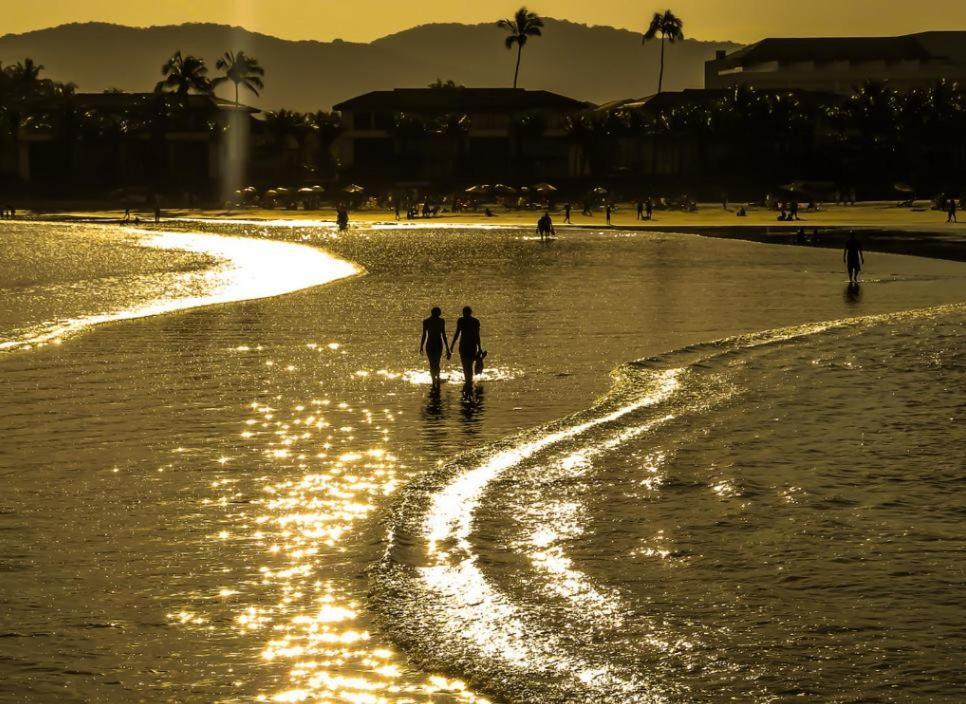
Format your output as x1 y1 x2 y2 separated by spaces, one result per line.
498 7 544 89
212 51 265 106
643 10 684 94
156 51 211 97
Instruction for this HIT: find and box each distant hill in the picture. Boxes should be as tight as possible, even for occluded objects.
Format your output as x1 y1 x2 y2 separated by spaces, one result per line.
0 20 740 111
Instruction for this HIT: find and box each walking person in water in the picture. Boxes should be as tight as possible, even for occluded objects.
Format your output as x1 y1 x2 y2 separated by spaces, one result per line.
844 232 864 284
450 306 483 389
537 211 555 241
419 307 450 389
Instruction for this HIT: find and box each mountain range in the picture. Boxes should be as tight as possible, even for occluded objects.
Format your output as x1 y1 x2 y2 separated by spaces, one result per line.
0 20 740 111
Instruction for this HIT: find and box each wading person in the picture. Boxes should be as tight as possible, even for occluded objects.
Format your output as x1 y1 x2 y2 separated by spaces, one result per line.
419 307 450 389
450 306 483 389
537 211 555 241
844 232 864 284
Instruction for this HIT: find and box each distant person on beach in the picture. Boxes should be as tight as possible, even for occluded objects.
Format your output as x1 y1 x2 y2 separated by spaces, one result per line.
844 232 864 283
582 201 593 217
123 208 131 222
337 207 349 231
419 307 450 389
154 205 161 223
537 211 555 241
605 204 613 225
645 199 654 220
564 202 571 223
636 201 644 220
790 201 800 220
947 197 958 223
450 306 483 388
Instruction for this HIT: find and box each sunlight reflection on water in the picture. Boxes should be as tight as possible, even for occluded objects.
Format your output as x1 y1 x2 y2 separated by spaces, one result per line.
0 230 358 352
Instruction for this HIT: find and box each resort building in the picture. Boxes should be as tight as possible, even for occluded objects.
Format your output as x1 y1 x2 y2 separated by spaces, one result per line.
332 88 590 184
705 32 966 93
8 92 259 199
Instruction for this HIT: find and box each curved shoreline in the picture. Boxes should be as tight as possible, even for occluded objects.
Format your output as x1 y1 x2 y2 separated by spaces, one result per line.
0 225 362 353
371 301 966 703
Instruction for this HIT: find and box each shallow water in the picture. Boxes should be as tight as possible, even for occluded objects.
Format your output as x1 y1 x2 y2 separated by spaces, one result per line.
0 221 963 703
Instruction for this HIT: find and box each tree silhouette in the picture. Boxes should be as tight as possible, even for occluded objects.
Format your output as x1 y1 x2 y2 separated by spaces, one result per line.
498 7 544 89
643 10 685 94
212 51 265 106
156 51 212 97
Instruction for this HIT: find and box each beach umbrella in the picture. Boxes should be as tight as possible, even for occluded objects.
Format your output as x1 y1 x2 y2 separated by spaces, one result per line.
265 189 279 197
243 186 257 194
592 186 608 195
298 186 315 194
493 184 517 194
464 185 488 194
533 182 558 193
343 184 365 193
893 182 915 194
311 185 325 193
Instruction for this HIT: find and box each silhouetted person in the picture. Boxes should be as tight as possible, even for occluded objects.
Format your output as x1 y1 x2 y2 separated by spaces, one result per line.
947 197 958 223
154 205 161 223
537 211 555 241
790 200 800 220
605 204 612 225
123 208 131 222
419 307 450 389
336 207 349 231
844 232 864 283
645 199 654 220
636 201 644 220
451 306 482 389
563 202 571 223
582 201 593 216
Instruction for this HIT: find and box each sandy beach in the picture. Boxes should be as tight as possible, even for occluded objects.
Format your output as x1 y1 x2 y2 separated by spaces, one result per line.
17 199 966 261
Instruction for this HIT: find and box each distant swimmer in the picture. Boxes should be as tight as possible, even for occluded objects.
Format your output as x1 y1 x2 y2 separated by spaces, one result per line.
844 232 864 283
537 211 555 241
450 306 483 389
419 307 450 389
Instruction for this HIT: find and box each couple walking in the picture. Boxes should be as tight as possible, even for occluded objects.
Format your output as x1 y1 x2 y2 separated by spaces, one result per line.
419 306 485 390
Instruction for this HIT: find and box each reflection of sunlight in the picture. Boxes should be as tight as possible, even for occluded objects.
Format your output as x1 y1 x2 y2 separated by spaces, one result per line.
0 230 358 352
406 370 682 697
182 370 488 703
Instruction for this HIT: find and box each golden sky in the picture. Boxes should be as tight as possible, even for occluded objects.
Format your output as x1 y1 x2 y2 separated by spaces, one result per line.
5 0 966 44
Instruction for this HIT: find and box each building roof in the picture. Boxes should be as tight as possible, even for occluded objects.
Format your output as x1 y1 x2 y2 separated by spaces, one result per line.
715 32 966 68
21 92 259 113
333 88 590 113
598 88 840 114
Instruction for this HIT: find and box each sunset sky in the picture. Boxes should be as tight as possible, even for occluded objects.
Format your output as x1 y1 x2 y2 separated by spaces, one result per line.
5 0 966 44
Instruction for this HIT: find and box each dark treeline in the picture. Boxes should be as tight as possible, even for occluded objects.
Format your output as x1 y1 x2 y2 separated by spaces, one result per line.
570 80 966 199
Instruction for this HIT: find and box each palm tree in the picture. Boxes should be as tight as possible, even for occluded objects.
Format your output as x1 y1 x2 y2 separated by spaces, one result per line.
212 51 265 106
7 58 45 99
156 51 211 97
498 7 544 89
643 10 685 94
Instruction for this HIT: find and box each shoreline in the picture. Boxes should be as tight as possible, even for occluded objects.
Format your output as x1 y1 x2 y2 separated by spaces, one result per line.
9 201 966 262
